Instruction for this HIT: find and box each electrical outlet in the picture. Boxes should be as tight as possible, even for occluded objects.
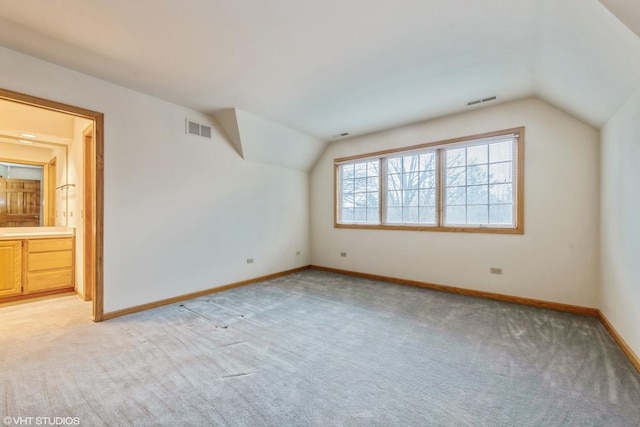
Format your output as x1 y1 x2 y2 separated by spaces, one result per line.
246 258 254 264
340 252 347 257
490 267 502 275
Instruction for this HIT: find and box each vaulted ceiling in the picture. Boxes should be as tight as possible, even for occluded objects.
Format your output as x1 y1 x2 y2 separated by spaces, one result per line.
0 0 638 140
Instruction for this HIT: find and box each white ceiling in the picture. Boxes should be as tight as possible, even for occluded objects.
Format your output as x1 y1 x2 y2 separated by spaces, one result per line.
0 0 638 140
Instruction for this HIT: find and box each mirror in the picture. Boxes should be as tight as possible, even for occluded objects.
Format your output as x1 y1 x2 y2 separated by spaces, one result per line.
0 98 90 228
0 155 64 227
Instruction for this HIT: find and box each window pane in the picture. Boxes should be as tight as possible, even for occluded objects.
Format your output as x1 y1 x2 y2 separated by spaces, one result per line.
467 144 488 165
387 190 402 207
446 167 466 186
403 189 419 206
354 192 367 208
342 195 354 208
489 162 512 184
366 208 379 223
467 185 488 204
489 183 513 204
403 155 419 172
402 207 419 223
419 170 436 189
446 186 466 205
354 208 366 222
387 207 402 223
404 172 419 189
342 164 355 179
419 207 436 224
342 208 354 222
419 153 436 170
366 161 379 176
342 179 354 193
447 148 465 167
489 204 513 225
385 152 438 225
467 205 488 224
354 177 367 192
338 160 380 224
445 206 466 224
354 163 367 178
419 188 436 206
443 137 516 228
467 165 488 185
489 141 512 163
388 157 402 173
388 173 402 190
367 177 379 192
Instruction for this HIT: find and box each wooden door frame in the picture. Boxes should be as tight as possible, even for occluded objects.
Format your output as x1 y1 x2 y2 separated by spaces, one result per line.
82 125 94 302
0 88 105 321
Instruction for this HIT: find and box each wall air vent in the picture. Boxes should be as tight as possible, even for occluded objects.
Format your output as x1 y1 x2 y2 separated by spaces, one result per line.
185 119 212 139
467 96 497 106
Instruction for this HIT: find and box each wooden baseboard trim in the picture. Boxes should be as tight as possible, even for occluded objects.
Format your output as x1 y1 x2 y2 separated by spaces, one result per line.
598 310 640 373
309 265 599 317
0 287 75 305
101 266 310 321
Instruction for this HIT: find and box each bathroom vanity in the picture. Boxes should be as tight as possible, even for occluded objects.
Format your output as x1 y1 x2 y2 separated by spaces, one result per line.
0 228 75 302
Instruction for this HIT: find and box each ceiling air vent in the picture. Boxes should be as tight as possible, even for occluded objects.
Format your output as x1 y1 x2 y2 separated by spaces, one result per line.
467 96 497 106
185 119 212 139
331 132 350 139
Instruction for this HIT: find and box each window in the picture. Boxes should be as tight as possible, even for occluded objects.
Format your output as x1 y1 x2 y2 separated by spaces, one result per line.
335 128 524 234
338 160 380 224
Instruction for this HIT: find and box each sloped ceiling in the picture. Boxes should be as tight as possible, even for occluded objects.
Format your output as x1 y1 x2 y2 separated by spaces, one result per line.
599 0 640 38
0 0 638 142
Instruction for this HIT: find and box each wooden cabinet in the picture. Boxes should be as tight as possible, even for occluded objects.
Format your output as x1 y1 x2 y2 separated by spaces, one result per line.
25 238 74 294
0 240 22 298
0 236 74 302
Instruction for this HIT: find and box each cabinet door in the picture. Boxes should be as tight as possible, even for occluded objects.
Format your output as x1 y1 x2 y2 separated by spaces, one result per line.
0 240 22 297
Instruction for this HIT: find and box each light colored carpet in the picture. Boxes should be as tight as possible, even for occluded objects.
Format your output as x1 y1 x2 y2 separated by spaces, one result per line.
1 269 639 426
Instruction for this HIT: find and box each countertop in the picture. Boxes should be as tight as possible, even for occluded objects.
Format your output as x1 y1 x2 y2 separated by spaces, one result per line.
0 227 75 241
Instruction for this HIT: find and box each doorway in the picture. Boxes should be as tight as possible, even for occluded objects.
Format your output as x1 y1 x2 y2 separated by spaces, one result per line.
0 88 104 321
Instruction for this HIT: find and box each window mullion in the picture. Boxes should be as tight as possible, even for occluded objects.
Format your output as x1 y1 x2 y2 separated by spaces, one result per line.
436 148 444 227
380 158 387 225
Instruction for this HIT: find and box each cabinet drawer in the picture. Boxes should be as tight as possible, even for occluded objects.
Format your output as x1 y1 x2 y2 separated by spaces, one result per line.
26 269 73 293
28 251 73 271
27 238 73 253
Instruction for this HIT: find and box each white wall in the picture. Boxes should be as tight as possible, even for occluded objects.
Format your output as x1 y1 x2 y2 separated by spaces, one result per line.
600 88 640 358
311 98 600 307
0 46 310 313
